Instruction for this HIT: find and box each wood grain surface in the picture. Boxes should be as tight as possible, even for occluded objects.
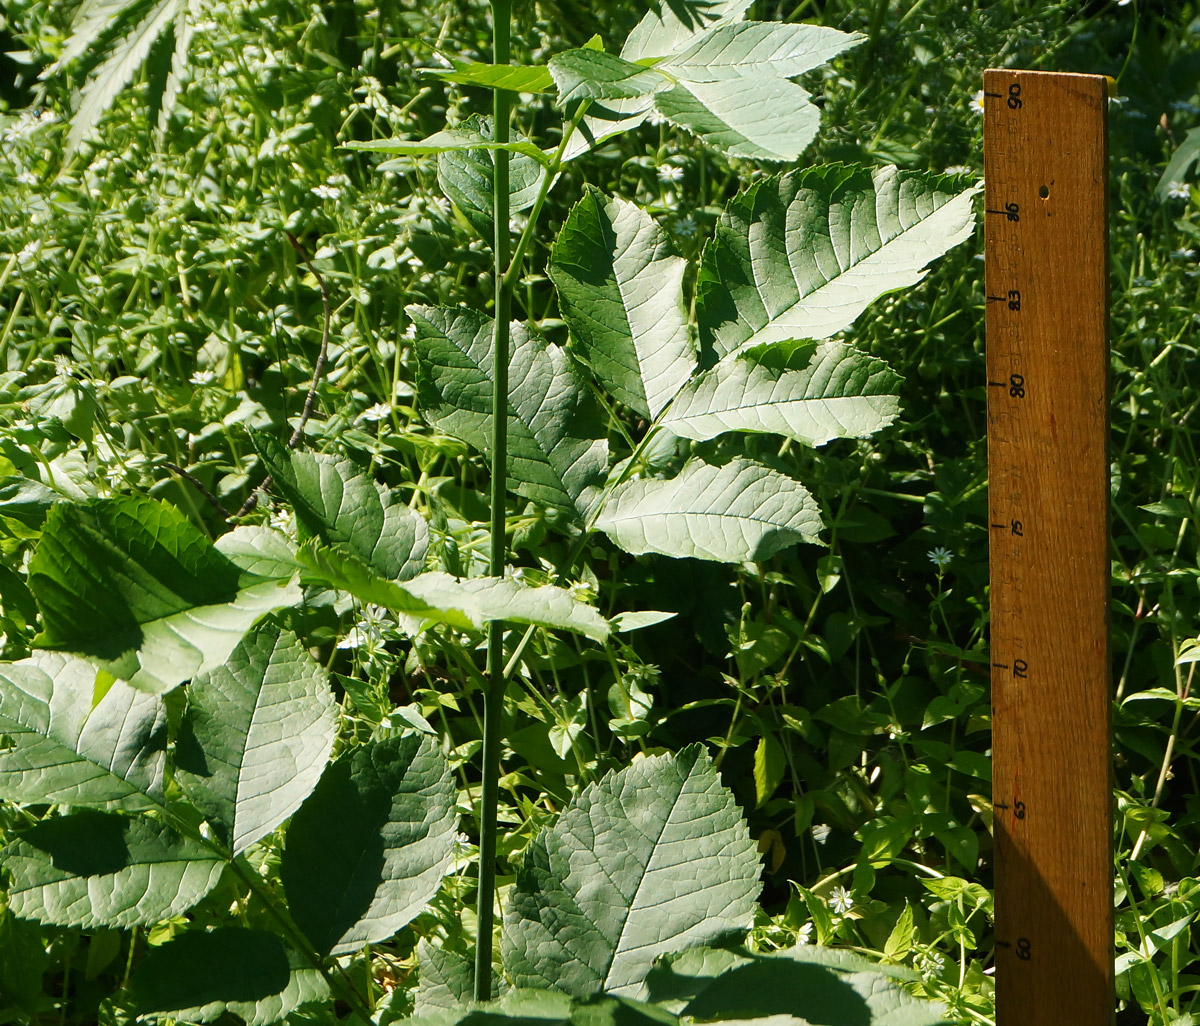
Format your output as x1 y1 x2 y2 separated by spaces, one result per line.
983 68 1113 1026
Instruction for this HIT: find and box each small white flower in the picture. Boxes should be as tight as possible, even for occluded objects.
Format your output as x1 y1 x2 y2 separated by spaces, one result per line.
1172 248 1197 259
189 369 218 386
811 823 831 843
969 90 985 115
17 239 41 264
268 507 296 536
928 546 953 569
916 951 946 979
797 921 814 945
646 109 667 127
311 183 342 200
359 402 392 423
1166 180 1191 200
829 885 854 915
658 163 685 183
944 164 971 176
16 170 37 186
675 215 698 237
509 212 529 233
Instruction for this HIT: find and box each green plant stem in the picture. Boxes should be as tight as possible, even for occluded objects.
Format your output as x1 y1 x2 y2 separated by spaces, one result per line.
477 0 512 1003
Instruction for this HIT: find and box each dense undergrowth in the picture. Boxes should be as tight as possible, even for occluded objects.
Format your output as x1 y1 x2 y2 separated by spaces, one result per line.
0 0 1199 1023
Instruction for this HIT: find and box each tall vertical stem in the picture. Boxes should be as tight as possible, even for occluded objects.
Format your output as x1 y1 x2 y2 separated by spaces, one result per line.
476 0 511 1002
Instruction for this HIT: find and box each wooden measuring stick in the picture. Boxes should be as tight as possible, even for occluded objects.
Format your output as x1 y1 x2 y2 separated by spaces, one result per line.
983 69 1113 1025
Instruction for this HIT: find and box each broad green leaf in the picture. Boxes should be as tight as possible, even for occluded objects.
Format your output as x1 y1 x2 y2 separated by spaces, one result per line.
294 545 607 640
436 115 545 241
652 77 819 163
0 476 60 529
294 543 476 630
253 437 428 582
408 305 608 518
346 132 551 166
214 526 306 580
130 928 330 1025
595 457 823 562
551 188 694 418
645 945 949 1026
428 60 554 94
28 496 301 693
416 939 501 1013
402 991 679 1026
621 0 753 62
1 810 223 929
660 22 862 82
697 165 980 359
548 50 670 105
174 620 338 854
409 573 609 641
281 733 457 956
503 745 761 998
0 651 166 810
661 340 901 445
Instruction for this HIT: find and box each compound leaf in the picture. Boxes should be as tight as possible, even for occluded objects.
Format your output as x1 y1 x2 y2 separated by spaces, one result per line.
28 496 300 693
254 437 428 583
551 188 694 418
130 928 330 1025
0 651 166 810
1 810 223 929
595 457 823 562
503 745 761 998
174 620 338 855
281 733 457 957
661 340 901 445
697 165 979 359
408 305 608 519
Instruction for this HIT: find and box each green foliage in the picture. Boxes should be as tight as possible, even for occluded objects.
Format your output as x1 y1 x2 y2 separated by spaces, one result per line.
503 745 761 997
4 0 1199 1023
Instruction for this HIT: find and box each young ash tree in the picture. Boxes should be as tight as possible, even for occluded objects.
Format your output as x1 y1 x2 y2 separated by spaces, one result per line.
0 1 978 1023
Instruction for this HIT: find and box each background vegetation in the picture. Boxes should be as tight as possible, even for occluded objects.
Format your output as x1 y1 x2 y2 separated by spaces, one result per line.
1 0 1199 1023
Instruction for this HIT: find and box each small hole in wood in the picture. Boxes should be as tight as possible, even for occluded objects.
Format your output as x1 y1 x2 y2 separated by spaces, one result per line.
1039 185 1050 199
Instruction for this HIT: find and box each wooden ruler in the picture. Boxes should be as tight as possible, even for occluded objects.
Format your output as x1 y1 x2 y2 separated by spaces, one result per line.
983 69 1113 1025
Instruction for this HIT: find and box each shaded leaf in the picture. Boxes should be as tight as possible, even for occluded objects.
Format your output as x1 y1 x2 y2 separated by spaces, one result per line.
548 50 670 105
645 945 949 1026
174 620 338 854
254 437 428 583
416 939 501 1013
661 340 900 445
28 496 300 693
503 745 761 998
282 733 457 956
0 651 166 810
436 115 545 242
131 928 330 1026
551 188 694 418
697 165 979 359
1 810 223 929
595 457 823 562
408 305 608 518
